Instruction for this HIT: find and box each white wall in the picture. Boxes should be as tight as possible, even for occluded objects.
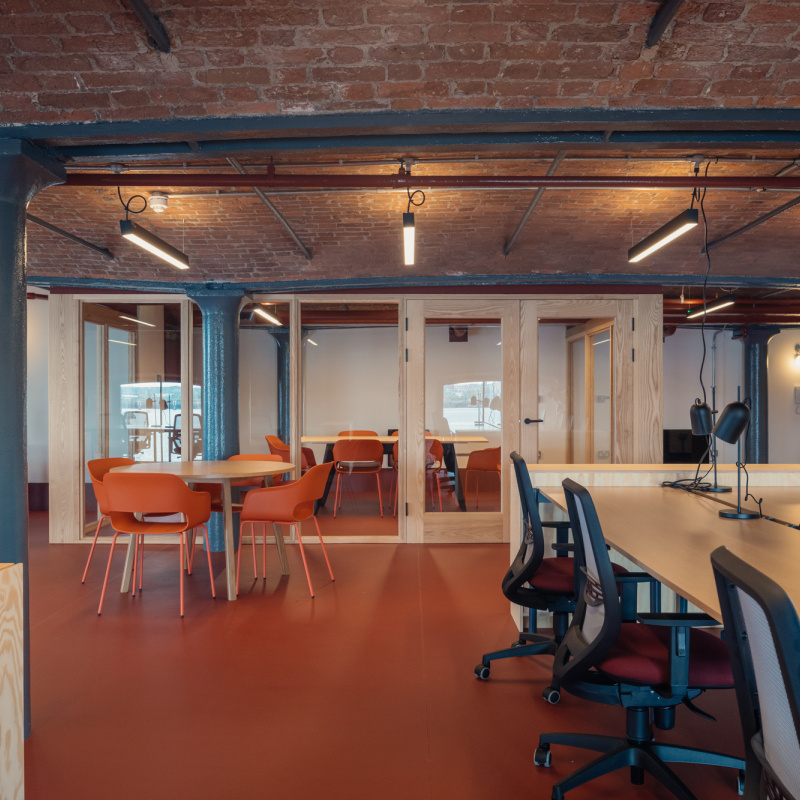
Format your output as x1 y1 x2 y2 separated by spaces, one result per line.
239 327 278 454
663 327 742 464
767 329 800 464
27 298 49 482
302 326 399 464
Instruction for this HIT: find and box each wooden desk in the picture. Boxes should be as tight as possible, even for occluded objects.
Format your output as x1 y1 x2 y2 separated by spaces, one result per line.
110 460 293 601
302 434 490 512
693 486 800 529
536 485 800 622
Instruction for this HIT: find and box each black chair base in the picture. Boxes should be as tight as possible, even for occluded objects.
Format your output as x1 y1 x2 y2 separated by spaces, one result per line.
536 709 745 800
474 634 561 701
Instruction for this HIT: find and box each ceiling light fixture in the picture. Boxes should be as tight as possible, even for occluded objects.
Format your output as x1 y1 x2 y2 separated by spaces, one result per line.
120 220 189 270
402 178 425 267
119 315 156 327
307 339 318 345
254 307 281 325
685 296 735 319
117 188 188 270
627 209 699 263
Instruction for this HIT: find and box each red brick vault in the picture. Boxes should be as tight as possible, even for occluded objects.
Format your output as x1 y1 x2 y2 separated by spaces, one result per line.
3 1 800 122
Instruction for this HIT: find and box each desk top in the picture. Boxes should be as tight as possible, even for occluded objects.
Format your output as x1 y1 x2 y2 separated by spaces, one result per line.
536 485 800 622
703 486 800 528
301 435 490 444
110 460 293 481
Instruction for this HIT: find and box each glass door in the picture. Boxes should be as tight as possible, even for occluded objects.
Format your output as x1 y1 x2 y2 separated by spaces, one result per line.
406 299 517 543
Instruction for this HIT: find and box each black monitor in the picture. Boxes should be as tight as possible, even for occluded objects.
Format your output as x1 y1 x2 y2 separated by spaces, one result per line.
663 429 710 464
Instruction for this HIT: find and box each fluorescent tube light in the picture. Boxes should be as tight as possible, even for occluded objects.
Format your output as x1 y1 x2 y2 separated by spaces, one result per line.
254 307 281 325
307 339 318 345
120 219 189 270
403 212 415 266
627 209 698 263
119 315 155 327
109 339 136 346
685 296 735 319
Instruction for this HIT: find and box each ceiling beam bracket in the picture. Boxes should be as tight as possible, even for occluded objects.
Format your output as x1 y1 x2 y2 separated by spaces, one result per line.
646 0 686 48
227 157 312 260
503 150 567 255
702 195 800 254
125 0 170 54
26 214 115 260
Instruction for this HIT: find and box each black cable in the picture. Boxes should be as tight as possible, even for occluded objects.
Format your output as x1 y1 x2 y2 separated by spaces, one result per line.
698 161 712 405
406 185 425 213
740 398 764 517
118 187 148 219
661 435 714 492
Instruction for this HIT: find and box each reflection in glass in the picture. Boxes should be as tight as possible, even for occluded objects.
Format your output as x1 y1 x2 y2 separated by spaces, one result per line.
538 324 569 463
425 321 502 513
570 337 586 463
592 332 612 464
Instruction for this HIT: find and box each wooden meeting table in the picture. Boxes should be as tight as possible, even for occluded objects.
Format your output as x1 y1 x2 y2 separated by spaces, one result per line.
536 484 800 622
301 434 490 512
110 460 293 601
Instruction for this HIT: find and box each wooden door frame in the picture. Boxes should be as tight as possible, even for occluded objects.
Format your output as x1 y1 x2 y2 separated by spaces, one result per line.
406 298 519 545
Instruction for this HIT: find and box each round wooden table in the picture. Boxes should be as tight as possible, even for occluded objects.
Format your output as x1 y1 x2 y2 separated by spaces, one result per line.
110 460 294 600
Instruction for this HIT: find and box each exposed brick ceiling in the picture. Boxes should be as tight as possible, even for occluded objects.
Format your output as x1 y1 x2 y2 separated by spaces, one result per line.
25 150 800 287
4 1 800 124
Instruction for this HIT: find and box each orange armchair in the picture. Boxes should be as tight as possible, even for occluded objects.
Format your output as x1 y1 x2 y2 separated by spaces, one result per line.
238 462 335 597
84 457 135 583
332 438 385 519
464 446 501 509
102 472 215 618
265 434 316 474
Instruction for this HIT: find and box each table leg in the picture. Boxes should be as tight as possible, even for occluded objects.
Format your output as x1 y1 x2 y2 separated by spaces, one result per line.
222 478 236 601
443 444 467 512
273 524 290 575
120 533 136 592
315 443 336 512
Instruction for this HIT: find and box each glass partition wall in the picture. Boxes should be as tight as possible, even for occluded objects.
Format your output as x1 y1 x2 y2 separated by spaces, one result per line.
299 302 400 536
82 301 188 531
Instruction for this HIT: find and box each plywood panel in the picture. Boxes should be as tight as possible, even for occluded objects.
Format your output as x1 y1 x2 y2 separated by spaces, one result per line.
422 513 503 543
48 295 83 544
0 563 23 800
634 294 664 463
518 300 539 465
405 299 425 544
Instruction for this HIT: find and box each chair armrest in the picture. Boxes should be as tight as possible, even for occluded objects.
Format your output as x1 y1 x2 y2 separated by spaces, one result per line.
542 521 570 529
551 542 574 551
616 572 658 583
637 612 719 627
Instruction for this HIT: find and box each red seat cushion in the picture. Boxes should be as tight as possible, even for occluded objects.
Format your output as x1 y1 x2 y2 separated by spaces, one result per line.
596 623 734 688
529 558 627 594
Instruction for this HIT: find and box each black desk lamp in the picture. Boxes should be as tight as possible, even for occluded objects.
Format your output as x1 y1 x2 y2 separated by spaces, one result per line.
712 393 761 520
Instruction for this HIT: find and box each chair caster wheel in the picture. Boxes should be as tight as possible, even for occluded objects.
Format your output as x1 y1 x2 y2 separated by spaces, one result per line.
542 686 560 704
737 769 745 796
534 745 552 767
511 640 526 648
474 664 490 680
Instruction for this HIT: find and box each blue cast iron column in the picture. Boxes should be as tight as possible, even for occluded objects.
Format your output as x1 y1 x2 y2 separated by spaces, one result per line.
0 140 65 737
742 324 781 464
269 329 290 443
188 289 243 550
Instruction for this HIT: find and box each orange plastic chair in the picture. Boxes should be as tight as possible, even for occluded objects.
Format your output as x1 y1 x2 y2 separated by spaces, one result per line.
84 457 135 583
101 473 215 617
332 438 385 518
425 439 445 512
265 434 316 473
464 446 502 509
237 462 335 597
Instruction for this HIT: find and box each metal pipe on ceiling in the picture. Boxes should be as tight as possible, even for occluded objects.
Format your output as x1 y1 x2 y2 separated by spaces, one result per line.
64 173 800 190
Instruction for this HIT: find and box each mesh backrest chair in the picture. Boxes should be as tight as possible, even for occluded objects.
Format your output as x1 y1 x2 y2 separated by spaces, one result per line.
712 546 800 800
534 478 745 800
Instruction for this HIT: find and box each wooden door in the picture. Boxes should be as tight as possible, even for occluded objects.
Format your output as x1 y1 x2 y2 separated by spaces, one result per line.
405 298 519 544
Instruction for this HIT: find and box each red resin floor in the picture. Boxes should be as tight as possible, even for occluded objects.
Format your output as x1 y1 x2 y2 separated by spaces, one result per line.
26 511 743 799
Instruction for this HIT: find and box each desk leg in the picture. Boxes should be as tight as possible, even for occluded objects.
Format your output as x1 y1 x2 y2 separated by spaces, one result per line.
445 445 467 512
120 534 136 593
315 443 336 512
273 524 290 575
222 479 236 601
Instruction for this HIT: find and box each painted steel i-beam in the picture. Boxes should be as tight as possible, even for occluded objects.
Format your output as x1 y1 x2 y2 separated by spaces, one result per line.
0 140 65 739
742 325 781 464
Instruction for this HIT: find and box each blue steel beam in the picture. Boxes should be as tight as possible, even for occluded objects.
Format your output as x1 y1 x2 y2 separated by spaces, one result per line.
0 140 65 739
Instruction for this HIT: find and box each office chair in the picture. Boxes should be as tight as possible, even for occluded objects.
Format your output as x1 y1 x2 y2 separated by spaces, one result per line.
712 546 800 800
535 478 745 800
474 453 645 702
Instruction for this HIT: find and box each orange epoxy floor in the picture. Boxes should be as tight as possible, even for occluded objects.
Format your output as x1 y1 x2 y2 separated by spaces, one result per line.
26 511 742 799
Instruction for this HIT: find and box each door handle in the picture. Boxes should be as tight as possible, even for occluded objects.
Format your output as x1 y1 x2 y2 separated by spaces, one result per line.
524 418 543 425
